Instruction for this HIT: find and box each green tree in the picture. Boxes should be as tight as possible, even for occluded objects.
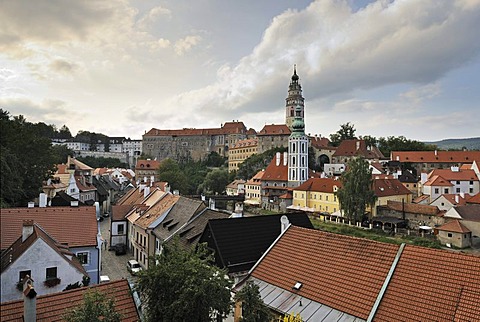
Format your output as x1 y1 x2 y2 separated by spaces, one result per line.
57 124 73 139
202 168 230 194
336 157 377 223
204 151 227 167
157 158 189 193
51 144 74 164
234 280 272 322
377 136 437 156
136 241 233 322
0 110 56 207
329 122 357 147
63 289 122 322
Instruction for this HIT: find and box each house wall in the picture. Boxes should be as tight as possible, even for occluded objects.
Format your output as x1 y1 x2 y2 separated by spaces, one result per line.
376 208 445 229
370 195 411 217
111 220 128 247
1 239 86 302
430 197 455 212
131 225 149 269
72 245 99 284
257 135 289 154
245 183 261 205
437 230 471 248
424 185 451 202
293 190 340 214
460 221 480 239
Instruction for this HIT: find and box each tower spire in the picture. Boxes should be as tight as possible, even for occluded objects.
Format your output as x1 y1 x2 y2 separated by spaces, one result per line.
285 65 304 130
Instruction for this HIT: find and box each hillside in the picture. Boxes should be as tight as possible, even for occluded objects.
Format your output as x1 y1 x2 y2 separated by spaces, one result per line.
424 137 480 150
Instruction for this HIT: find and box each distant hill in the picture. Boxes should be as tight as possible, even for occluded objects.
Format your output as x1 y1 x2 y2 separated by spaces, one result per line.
424 137 480 150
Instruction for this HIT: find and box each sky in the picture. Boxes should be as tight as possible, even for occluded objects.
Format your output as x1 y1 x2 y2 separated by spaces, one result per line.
1 0 480 142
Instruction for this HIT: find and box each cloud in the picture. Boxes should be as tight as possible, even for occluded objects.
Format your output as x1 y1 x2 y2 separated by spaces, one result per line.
174 35 202 55
137 5 172 30
168 0 480 118
49 59 78 75
0 97 81 126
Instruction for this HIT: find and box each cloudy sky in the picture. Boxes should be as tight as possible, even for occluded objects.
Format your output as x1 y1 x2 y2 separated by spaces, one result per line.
1 0 479 141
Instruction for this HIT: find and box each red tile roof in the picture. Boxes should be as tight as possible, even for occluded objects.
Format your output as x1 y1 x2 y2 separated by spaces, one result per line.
144 122 247 137
135 194 180 229
434 193 471 206
429 168 479 181
251 226 400 319
55 164 69 174
309 136 331 149
423 175 454 187
231 138 257 149
294 178 342 193
68 156 93 171
0 206 98 250
467 193 480 204
386 200 440 216
261 153 288 182
111 205 134 221
373 179 412 197
135 159 160 170
0 279 139 321
250 226 480 321
333 139 385 159
391 151 480 163
436 220 471 233
257 124 291 136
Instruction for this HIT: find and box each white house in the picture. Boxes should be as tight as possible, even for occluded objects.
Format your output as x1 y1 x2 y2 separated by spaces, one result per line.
0 221 88 302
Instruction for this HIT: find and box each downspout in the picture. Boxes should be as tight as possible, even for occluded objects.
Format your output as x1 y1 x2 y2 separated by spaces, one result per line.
367 243 406 322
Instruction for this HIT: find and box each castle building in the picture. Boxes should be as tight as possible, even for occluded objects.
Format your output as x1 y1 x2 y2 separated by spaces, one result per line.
288 104 309 187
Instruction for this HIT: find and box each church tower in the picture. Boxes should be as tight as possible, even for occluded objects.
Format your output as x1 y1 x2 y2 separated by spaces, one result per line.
285 65 305 130
288 104 309 187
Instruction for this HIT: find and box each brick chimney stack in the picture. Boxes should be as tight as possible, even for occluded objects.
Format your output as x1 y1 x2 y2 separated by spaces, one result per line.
22 220 34 242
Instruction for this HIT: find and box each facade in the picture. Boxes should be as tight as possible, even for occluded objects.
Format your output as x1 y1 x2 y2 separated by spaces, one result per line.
436 220 472 248
1 221 88 302
391 150 480 175
0 206 100 284
123 138 143 166
226 180 246 196
135 159 161 182
370 178 412 217
443 204 480 246
260 152 289 211
376 200 445 229
287 105 309 188
228 138 258 172
244 170 264 206
142 121 248 162
430 194 470 211
291 178 342 214
256 124 290 154
422 175 454 203
428 167 480 195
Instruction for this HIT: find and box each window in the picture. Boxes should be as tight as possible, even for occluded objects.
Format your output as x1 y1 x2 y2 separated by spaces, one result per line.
46 267 57 280
470 188 474 193
470 181 474 185
456 188 460 193
76 252 89 265
445 188 449 194
326 196 329 201
456 181 460 184
19 270 31 282
117 224 125 234
434 188 439 194
447 233 453 238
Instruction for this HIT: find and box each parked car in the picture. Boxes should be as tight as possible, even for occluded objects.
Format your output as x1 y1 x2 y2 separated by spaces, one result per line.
127 259 142 275
114 243 127 256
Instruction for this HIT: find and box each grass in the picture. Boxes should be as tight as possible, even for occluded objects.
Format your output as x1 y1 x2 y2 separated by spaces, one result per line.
310 217 442 249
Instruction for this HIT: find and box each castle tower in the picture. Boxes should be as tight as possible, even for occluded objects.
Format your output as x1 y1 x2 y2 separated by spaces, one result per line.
285 65 305 130
288 104 308 187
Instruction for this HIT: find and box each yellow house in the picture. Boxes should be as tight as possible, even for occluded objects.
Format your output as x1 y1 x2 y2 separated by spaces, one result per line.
228 138 258 172
369 178 412 217
292 178 342 214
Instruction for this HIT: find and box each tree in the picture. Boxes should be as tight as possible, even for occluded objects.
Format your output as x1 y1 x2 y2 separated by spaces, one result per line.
63 289 122 322
336 157 377 223
136 240 233 322
202 168 230 194
0 110 56 207
377 136 437 156
204 151 227 167
329 122 357 147
234 280 272 322
157 158 189 193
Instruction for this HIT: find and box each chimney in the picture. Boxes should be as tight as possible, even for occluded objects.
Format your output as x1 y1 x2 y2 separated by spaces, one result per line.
280 215 290 233
38 193 47 208
460 192 465 198
451 166 459 172
356 141 360 150
283 152 288 166
435 150 437 156
27 202 35 208
143 186 151 198
455 195 459 204
150 176 154 186
23 276 37 322
22 220 34 242
70 200 79 207
276 152 281 166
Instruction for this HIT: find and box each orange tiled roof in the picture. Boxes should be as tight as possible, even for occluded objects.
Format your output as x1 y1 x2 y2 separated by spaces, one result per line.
111 205 133 221
413 194 430 203
135 193 180 229
467 193 480 204
428 168 479 181
310 136 331 148
231 138 258 149
262 153 288 182
423 175 454 187
68 156 93 171
251 226 400 319
437 220 471 233
0 206 98 250
135 159 160 170
55 164 69 174
257 124 291 136
144 122 247 137
0 279 139 321
246 170 265 185
333 139 385 159
295 178 342 193
434 193 471 206
250 225 480 321
391 150 480 163
373 178 412 197
386 200 440 215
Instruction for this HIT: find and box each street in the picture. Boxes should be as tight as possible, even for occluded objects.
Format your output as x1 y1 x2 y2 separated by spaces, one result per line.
99 217 135 283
